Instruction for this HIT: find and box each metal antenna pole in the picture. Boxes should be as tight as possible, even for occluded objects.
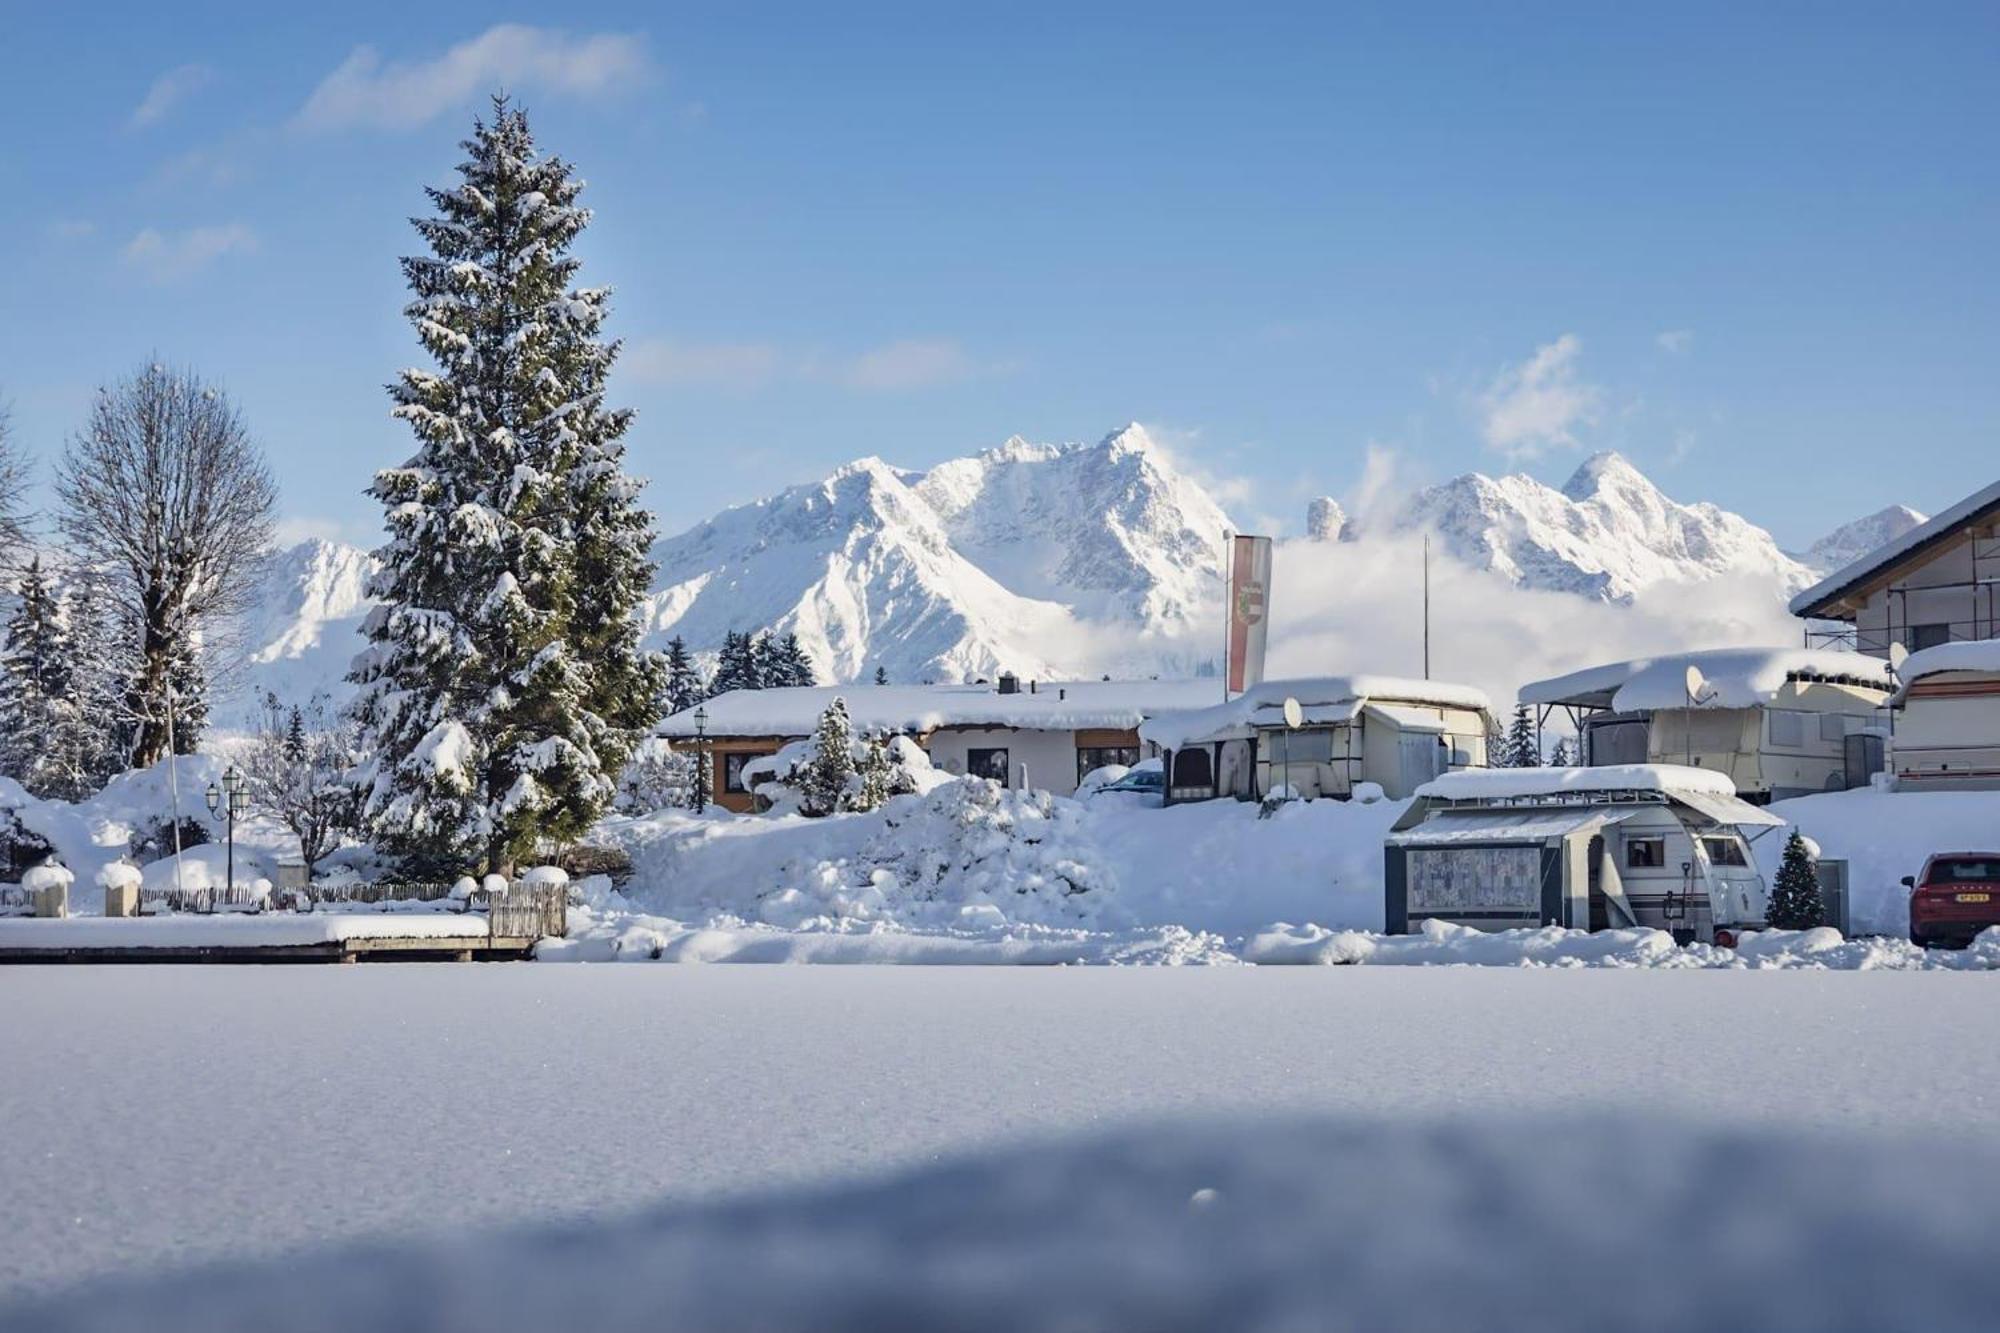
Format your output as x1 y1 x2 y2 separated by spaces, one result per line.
1422 535 1431 680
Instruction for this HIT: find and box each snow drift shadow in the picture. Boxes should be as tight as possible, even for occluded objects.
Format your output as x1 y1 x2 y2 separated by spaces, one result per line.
11 1113 1997 1332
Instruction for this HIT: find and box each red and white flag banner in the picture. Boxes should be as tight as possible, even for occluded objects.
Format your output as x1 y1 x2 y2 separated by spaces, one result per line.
1226 533 1273 694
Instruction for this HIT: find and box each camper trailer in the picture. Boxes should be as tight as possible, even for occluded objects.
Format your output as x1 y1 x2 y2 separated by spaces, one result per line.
1521 648 1893 801
1137 676 1495 804
1384 766 1784 946
1888 640 2000 790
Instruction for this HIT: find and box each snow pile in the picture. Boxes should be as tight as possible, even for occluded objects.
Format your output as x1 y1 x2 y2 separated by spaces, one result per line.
19 863 73 894
519 866 568 890
138 845 274 895
15 1114 1999 1332
1521 646 1893 710
94 862 142 891
1244 919 2000 970
757 780 1123 931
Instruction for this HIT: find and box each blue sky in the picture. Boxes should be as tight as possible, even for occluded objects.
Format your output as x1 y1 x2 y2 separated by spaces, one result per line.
3 2 1996 548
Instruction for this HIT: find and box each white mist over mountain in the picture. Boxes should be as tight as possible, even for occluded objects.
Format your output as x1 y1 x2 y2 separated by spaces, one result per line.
232 427 1921 716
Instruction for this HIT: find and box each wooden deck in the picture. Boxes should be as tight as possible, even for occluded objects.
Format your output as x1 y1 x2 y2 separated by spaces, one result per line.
0 935 542 965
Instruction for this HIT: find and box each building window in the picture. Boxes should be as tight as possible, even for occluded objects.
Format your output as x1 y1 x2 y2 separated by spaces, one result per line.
723 752 767 794
1625 837 1666 870
1767 710 1806 747
1077 745 1140 784
966 747 1011 783
1908 623 1952 651
1701 836 1748 867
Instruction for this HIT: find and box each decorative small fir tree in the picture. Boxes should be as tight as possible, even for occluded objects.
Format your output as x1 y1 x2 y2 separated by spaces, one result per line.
1767 829 1825 931
1503 704 1540 768
1548 736 1573 767
856 733 893 811
800 697 857 816
663 635 703 713
873 665 889 686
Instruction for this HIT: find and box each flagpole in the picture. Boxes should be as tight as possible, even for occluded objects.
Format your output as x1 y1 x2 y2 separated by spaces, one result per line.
1422 534 1431 681
1220 528 1232 702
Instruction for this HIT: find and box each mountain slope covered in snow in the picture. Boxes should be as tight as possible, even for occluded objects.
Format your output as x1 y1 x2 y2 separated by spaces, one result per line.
228 434 1923 705
1396 451 1814 602
1792 504 1928 575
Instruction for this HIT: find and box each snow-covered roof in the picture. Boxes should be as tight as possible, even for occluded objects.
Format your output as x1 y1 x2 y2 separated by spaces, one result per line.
658 679 1224 739
1520 648 1893 712
1789 477 2000 619
1890 639 2000 704
1137 676 1494 751
1416 764 1740 801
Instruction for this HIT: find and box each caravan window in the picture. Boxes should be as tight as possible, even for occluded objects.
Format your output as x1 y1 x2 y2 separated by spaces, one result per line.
1625 837 1666 869
1701 836 1748 867
1274 727 1335 763
1819 714 1853 743
1767 710 1806 747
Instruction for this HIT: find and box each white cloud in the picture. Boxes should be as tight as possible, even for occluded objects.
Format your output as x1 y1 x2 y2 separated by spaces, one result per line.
1477 333 1601 460
1656 329 1695 355
296 25 651 131
626 339 782 388
836 338 979 391
120 223 257 283
130 63 213 129
46 219 95 240
1667 429 1698 466
273 515 364 548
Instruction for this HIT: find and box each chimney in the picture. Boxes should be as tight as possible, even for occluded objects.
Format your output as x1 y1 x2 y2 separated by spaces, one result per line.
997 671 1020 695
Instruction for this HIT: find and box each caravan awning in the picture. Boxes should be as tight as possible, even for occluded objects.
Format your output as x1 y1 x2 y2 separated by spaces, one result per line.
1363 702 1449 733
1388 807 1633 847
1673 790 1787 829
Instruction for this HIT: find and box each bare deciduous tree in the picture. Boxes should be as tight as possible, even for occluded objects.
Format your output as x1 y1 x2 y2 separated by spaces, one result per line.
0 403 30 570
240 692 361 881
57 363 277 767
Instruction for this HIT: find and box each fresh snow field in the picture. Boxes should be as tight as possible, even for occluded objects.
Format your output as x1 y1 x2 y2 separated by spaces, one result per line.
4 963 1998 1327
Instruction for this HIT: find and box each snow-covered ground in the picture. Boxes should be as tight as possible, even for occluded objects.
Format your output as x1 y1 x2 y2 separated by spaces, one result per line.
3 965 1997 1325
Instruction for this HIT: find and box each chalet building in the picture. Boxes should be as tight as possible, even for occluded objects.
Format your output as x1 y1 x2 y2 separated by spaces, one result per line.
1521 648 1894 802
1135 676 1496 803
1790 479 2000 657
656 676 1218 812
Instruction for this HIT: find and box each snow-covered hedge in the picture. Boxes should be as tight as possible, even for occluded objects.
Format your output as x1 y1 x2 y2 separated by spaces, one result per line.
758 780 1121 930
749 722 950 817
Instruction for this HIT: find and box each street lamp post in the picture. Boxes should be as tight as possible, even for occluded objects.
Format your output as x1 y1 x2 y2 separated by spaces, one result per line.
691 707 709 814
204 766 250 901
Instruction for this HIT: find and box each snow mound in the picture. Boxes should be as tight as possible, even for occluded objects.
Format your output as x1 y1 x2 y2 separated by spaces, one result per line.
1243 919 1999 970
758 781 1123 931
15 1115 1999 1332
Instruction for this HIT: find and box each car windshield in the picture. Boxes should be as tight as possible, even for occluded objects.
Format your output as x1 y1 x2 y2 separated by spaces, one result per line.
1930 858 2000 884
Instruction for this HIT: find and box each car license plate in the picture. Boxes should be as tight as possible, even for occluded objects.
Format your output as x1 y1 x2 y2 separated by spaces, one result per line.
1956 893 1992 904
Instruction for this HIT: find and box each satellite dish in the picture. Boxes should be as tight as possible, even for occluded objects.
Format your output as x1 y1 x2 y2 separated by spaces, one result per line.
1282 697 1304 730
1889 642 1910 671
1683 665 1708 703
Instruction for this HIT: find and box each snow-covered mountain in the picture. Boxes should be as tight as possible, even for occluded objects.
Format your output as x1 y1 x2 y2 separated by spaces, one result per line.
1792 504 1928 575
237 539 377 709
1396 452 1813 602
642 424 1231 684
228 433 1923 701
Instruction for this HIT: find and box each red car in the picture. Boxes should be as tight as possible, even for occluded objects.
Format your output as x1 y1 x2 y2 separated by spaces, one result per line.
1904 854 2000 949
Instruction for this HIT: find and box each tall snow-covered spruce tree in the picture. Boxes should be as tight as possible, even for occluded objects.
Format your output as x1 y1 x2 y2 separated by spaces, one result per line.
351 98 665 876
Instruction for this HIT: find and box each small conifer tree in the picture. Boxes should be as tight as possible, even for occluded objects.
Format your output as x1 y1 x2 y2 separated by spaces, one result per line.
1767 829 1825 930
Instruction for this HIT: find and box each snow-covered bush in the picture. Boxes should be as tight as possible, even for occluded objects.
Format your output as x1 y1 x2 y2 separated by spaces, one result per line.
758 779 1123 930
750 710 948 817
616 738 698 814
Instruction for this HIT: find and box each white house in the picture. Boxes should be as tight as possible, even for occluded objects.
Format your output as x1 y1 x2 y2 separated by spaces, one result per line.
1887 640 2000 790
1385 765 1785 946
1790 478 2000 656
1521 648 1895 801
1136 676 1496 804
657 676 1219 810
